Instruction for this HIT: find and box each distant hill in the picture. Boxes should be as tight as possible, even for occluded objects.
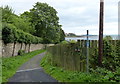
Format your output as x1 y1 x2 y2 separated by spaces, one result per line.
76 35 98 37
66 33 97 37
65 33 77 37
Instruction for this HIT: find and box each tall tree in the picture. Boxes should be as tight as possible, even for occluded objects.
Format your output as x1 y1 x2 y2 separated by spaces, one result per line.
21 2 64 43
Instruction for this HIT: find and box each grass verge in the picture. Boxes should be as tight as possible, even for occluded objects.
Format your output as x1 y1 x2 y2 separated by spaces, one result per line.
40 52 120 83
2 49 45 82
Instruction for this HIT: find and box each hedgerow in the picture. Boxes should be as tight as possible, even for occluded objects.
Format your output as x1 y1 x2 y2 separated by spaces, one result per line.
2 23 43 44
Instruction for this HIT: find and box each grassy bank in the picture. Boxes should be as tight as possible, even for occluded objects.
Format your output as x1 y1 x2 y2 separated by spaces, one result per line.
2 49 45 82
40 53 120 82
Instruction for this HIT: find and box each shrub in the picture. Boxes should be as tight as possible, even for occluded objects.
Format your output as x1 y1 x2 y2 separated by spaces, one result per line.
2 23 15 43
18 50 25 55
90 67 120 82
59 40 69 44
2 23 43 44
69 40 77 43
103 39 120 71
104 36 113 40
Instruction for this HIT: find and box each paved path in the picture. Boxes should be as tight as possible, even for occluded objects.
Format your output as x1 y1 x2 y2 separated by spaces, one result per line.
8 52 57 82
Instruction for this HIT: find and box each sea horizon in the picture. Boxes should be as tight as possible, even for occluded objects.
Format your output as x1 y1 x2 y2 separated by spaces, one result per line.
65 34 119 41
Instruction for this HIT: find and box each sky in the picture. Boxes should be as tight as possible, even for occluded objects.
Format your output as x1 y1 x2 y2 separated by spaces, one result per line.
0 0 119 35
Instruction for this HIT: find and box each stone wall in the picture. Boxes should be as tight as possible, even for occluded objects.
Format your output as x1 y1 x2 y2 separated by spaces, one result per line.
2 43 14 57
30 44 44 52
2 41 54 57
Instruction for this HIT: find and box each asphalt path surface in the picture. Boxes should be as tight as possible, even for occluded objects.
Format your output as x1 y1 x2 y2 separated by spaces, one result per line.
8 52 58 82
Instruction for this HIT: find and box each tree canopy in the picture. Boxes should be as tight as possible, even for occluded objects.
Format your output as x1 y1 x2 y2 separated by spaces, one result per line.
21 2 65 43
1 6 34 34
2 2 65 44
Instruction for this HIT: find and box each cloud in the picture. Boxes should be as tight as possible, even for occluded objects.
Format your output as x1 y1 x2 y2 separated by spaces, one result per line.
0 0 119 35
64 22 118 35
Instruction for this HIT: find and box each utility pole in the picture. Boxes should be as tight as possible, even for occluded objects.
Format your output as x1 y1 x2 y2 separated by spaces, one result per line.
86 30 89 73
98 0 104 66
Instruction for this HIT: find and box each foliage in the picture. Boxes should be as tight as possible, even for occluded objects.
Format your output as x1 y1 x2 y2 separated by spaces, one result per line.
1 6 34 34
18 50 25 55
21 2 65 43
89 47 98 68
2 23 43 44
104 36 113 40
1 5 15 23
59 40 69 44
2 49 45 82
60 29 65 42
12 15 35 34
115 40 120 63
103 39 120 71
90 67 120 82
69 40 77 43
2 23 15 43
1 4 65 44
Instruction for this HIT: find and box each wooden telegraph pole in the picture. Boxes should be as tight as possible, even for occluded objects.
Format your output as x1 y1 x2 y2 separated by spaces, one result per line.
98 0 104 66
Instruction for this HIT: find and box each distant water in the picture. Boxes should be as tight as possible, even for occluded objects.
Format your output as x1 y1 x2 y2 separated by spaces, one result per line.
65 35 119 41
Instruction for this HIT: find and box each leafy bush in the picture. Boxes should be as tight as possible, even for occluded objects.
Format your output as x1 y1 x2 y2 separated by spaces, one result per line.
103 39 120 71
90 67 120 82
69 40 77 43
2 23 43 44
1 6 35 34
59 40 69 44
104 36 113 40
18 50 25 55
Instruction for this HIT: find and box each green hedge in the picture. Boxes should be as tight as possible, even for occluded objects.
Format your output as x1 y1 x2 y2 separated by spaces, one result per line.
2 23 43 44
